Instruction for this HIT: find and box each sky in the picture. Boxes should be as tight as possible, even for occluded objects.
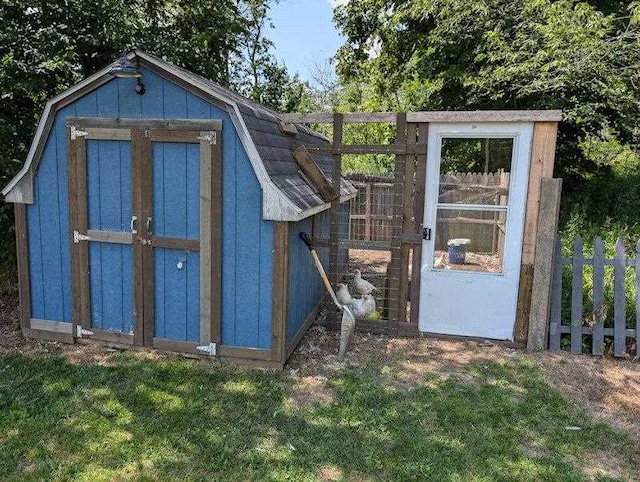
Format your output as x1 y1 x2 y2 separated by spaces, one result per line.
268 0 347 83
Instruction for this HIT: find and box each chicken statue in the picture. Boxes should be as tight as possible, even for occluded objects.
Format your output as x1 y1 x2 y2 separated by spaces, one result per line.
353 269 378 296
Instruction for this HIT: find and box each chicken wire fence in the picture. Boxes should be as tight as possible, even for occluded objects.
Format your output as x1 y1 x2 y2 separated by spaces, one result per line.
328 166 414 331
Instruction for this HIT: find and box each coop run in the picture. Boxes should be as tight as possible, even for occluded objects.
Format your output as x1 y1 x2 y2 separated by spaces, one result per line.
282 110 563 347
4 50 356 368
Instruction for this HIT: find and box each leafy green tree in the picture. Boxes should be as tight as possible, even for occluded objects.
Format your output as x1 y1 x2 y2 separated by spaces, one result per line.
334 0 640 232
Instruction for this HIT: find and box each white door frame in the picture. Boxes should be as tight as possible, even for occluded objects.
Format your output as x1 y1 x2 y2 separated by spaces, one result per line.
418 122 534 340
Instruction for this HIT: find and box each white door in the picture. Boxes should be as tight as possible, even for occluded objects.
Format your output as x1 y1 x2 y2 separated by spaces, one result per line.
418 122 533 340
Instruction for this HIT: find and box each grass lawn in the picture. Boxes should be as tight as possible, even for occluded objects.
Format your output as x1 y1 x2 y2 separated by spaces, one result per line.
1 332 639 481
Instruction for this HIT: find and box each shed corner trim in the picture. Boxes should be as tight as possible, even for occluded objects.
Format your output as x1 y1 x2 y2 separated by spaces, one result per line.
262 184 301 221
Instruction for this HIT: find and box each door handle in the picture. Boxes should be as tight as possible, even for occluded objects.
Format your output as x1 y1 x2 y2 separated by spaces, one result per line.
130 216 138 234
146 217 153 235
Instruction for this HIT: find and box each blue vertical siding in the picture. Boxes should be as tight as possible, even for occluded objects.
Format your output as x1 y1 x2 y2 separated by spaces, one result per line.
89 243 134 332
86 138 134 332
152 142 199 240
26 68 274 349
154 249 200 341
151 140 200 341
286 212 330 343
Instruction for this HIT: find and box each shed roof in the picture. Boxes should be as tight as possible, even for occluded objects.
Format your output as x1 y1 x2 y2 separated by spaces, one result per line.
2 50 356 221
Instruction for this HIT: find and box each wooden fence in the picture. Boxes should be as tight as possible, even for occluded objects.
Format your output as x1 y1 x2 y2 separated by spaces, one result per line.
549 236 639 358
345 173 395 242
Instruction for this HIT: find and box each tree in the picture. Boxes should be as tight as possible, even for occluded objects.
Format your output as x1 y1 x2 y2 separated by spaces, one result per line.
334 0 640 225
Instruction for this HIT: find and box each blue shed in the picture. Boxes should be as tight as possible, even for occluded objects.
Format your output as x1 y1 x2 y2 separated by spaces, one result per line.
4 50 356 368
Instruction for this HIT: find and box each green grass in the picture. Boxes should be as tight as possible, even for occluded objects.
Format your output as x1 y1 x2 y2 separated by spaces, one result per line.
0 352 637 481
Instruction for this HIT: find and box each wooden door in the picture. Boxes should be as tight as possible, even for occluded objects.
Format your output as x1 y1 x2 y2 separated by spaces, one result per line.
68 127 136 344
68 119 222 351
418 122 533 340
141 130 221 353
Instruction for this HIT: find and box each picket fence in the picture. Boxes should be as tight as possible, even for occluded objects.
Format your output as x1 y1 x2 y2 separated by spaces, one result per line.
549 236 639 358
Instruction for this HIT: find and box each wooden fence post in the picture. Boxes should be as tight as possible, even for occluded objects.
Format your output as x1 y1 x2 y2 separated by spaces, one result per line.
527 178 562 350
570 236 584 354
409 123 428 326
548 238 563 350
614 238 626 357
387 113 407 334
327 113 343 327
592 237 605 355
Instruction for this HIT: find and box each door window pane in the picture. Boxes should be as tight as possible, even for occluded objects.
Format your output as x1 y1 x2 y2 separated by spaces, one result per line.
432 208 506 274
439 138 513 205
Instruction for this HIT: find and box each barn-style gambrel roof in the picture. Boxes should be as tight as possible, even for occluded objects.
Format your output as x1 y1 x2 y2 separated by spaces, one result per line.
2 50 356 221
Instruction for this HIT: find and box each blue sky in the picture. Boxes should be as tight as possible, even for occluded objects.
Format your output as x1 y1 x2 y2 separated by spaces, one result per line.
268 0 346 82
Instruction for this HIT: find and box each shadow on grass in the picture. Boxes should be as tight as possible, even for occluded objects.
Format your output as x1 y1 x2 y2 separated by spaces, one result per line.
0 352 637 480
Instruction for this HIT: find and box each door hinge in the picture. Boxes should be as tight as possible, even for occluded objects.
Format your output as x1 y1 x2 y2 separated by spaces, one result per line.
70 126 89 140
73 230 92 243
422 227 432 241
196 342 217 356
76 326 94 338
197 131 217 145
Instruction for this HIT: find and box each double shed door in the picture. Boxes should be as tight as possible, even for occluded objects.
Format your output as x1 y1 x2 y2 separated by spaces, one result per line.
68 119 221 351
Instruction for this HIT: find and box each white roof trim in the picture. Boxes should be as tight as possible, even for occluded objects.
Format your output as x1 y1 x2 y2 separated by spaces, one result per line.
293 190 359 221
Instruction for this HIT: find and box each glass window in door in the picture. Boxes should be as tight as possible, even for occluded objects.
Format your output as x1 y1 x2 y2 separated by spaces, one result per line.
432 137 513 274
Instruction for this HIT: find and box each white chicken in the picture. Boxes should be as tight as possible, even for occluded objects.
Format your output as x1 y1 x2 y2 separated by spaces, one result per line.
362 294 376 317
348 294 376 319
353 269 378 296
336 283 353 306
433 252 447 269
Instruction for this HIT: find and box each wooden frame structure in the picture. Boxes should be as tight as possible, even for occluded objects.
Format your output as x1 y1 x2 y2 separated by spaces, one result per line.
12 101 562 369
283 110 562 345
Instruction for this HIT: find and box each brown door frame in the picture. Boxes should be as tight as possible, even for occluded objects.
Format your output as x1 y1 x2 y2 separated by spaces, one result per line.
68 125 136 345
67 118 222 351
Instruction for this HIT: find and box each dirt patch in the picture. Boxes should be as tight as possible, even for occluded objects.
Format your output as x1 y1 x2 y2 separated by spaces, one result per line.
529 350 640 439
287 375 335 408
0 291 23 352
347 249 390 276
